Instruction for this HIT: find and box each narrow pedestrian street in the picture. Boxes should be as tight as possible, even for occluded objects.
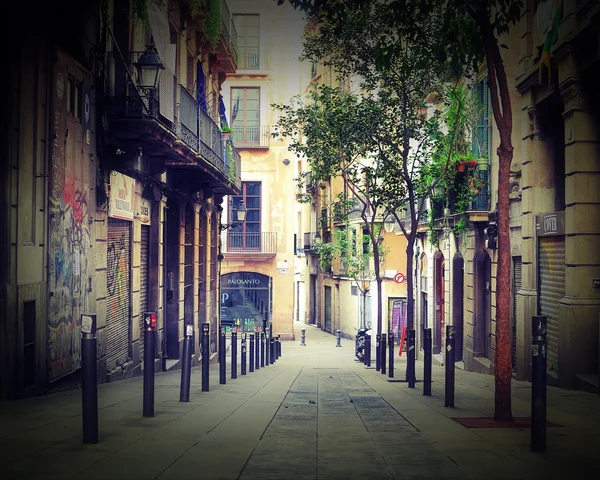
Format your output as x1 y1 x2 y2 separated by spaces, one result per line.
1 324 598 480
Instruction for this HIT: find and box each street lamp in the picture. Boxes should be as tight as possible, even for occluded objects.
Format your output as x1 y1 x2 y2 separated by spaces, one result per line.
383 215 395 234
220 201 247 230
134 45 164 90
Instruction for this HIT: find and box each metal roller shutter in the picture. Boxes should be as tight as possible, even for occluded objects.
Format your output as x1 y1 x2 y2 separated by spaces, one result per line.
538 237 565 376
512 257 522 371
106 219 131 370
139 226 150 360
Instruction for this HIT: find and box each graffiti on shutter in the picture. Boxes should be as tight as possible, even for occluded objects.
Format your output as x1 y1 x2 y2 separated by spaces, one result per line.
106 219 131 370
139 226 150 360
538 238 565 376
512 257 522 371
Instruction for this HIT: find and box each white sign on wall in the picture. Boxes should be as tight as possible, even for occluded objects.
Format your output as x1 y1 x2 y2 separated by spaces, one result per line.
140 198 151 225
108 171 135 221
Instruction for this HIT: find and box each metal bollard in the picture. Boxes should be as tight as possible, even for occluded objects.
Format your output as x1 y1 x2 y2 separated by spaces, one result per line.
201 322 210 392
143 312 157 416
255 330 260 370
231 331 238 379
270 336 276 363
376 334 381 371
336 329 341 347
407 329 416 388
388 333 394 378
423 328 432 396
531 316 547 452
241 334 247 375
365 334 371 367
261 332 265 367
445 325 455 407
81 314 98 443
278 335 282 358
219 327 226 385
381 333 387 375
249 334 255 372
180 325 193 402
300 328 306 346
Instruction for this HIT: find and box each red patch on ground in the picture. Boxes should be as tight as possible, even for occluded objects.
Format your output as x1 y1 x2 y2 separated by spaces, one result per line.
452 417 544 428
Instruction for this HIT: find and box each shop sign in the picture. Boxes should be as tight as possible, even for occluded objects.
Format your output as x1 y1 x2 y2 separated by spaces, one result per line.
536 211 564 236
109 171 135 221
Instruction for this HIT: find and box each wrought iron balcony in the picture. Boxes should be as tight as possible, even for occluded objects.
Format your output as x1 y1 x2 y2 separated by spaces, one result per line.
232 125 271 148
105 51 241 192
223 232 278 257
236 47 268 71
303 232 320 252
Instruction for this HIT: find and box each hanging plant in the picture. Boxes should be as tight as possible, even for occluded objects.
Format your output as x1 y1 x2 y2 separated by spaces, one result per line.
184 0 221 49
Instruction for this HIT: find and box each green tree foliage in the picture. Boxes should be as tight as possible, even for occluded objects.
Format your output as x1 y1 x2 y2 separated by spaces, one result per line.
278 0 523 422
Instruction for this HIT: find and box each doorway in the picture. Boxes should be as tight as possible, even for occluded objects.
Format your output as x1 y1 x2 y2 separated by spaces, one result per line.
452 253 464 362
434 252 445 354
474 250 492 358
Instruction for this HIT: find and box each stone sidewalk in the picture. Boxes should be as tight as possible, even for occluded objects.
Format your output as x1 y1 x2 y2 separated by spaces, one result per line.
1 323 598 479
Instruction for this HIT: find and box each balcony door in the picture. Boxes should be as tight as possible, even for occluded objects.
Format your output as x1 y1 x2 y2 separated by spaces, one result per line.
231 87 260 145
229 182 261 251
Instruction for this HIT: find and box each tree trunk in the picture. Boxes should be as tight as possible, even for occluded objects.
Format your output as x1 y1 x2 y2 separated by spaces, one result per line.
494 144 513 421
477 6 514 422
406 242 414 331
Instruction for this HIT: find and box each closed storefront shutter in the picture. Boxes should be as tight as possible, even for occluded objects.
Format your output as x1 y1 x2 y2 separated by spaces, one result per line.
139 226 150 360
538 237 565 376
107 219 131 370
512 257 522 371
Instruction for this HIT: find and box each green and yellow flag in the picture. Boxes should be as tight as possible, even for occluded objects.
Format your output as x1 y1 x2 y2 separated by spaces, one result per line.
539 0 564 84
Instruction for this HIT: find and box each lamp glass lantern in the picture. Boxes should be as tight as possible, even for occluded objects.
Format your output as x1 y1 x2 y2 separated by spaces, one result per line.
135 46 165 90
383 215 395 233
234 201 247 223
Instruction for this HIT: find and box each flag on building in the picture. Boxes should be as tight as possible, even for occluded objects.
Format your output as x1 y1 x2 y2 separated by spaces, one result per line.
539 0 563 84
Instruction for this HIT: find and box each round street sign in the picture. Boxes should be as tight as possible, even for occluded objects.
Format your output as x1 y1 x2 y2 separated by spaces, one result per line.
394 272 405 284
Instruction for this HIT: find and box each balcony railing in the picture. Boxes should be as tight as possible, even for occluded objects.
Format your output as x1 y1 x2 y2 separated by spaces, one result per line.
225 232 277 254
105 52 241 190
303 232 320 252
220 0 238 60
236 47 268 70
232 125 270 148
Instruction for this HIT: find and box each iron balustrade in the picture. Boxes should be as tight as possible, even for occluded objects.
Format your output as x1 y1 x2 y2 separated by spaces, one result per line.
303 232 319 252
236 47 268 70
105 52 241 189
178 84 199 150
232 125 270 148
220 0 238 60
225 232 278 254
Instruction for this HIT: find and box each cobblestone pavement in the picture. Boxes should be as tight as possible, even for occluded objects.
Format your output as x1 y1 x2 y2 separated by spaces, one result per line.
0 323 598 479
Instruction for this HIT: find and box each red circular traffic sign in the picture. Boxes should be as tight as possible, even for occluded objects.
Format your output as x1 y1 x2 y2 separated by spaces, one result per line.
394 273 405 284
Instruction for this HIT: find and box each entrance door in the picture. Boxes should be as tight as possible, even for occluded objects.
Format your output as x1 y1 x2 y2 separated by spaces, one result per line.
434 253 445 354
474 251 492 358
452 253 464 362
324 286 332 332
165 198 180 359
309 274 316 325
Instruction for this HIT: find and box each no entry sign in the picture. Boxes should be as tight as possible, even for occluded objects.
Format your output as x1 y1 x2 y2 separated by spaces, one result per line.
394 272 405 284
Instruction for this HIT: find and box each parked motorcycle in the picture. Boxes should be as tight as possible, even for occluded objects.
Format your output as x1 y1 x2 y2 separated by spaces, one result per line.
355 327 371 361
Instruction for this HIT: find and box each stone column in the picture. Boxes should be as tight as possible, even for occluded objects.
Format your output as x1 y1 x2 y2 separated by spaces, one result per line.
558 77 600 388
516 95 558 381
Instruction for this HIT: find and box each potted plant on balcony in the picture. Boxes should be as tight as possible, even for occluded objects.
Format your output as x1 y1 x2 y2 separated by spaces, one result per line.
221 124 233 142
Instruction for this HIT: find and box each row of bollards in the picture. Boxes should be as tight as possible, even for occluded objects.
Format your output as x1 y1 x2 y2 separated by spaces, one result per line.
360 317 548 453
80 315 283 445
